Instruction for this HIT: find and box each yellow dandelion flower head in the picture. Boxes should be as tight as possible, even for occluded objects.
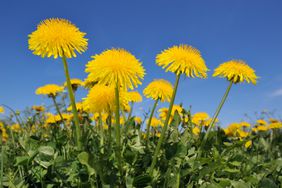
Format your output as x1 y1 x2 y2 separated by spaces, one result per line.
245 140 252 149
192 112 209 126
10 124 21 133
35 84 64 97
213 60 257 84
1 128 8 142
61 113 73 121
134 116 142 124
67 102 87 112
256 119 267 126
64 78 84 88
192 127 200 136
28 18 88 59
32 105 45 112
147 117 162 128
120 116 125 125
143 79 173 102
255 125 268 131
159 105 183 124
0 106 4 114
45 113 61 124
268 122 282 129
224 123 241 136
269 118 279 124
240 121 251 127
156 44 208 78
122 103 131 113
85 48 145 90
236 129 249 138
83 85 116 113
125 91 142 103
155 132 161 138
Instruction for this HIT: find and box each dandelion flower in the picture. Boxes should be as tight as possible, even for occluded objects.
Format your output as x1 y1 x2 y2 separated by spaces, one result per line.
10 124 21 133
192 112 209 126
0 106 4 114
159 105 183 123
83 85 127 113
143 79 173 102
268 122 282 129
213 60 257 84
85 48 145 90
64 78 84 91
256 119 267 126
125 91 142 103
35 84 64 97
240 122 251 127
156 44 208 78
147 117 162 128
245 140 252 149
134 116 142 124
192 127 200 136
32 105 45 112
28 18 88 59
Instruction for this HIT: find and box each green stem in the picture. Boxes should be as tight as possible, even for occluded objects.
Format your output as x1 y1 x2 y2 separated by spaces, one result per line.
145 99 159 144
149 74 181 175
198 82 233 156
51 96 66 127
127 102 134 120
62 55 82 150
98 112 104 151
114 83 124 181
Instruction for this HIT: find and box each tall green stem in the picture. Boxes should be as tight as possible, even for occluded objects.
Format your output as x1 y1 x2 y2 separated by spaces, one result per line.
145 99 159 143
62 55 81 150
51 96 66 127
199 82 233 156
149 74 181 175
114 83 123 179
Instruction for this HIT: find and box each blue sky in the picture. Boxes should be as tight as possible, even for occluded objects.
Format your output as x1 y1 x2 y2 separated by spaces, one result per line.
0 0 281 126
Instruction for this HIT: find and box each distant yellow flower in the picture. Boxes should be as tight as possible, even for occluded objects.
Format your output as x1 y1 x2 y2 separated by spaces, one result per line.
64 78 84 91
155 132 161 138
236 130 248 138
143 79 173 102
122 103 131 113
28 18 88 59
83 85 116 113
192 127 200 136
125 91 142 103
0 106 4 114
147 117 162 128
192 112 209 126
269 118 279 124
224 123 241 136
32 105 45 112
268 122 282 129
10 124 21 133
85 48 145 90
35 84 64 97
1 128 8 142
159 105 183 123
213 60 257 84
134 116 142 124
253 126 268 132
240 122 251 127
67 102 87 112
45 113 63 124
156 44 208 78
245 140 252 149
256 119 267 126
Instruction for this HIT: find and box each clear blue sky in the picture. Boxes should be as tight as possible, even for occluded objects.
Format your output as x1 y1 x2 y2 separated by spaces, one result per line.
0 0 281 126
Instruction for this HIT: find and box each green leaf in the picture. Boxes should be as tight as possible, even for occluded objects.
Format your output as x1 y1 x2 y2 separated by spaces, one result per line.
38 146 54 156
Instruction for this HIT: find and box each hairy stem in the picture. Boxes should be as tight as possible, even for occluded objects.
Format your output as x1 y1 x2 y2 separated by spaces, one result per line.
149 74 180 175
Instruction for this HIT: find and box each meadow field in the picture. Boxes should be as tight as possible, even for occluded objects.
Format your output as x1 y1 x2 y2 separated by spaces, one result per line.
0 18 281 188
